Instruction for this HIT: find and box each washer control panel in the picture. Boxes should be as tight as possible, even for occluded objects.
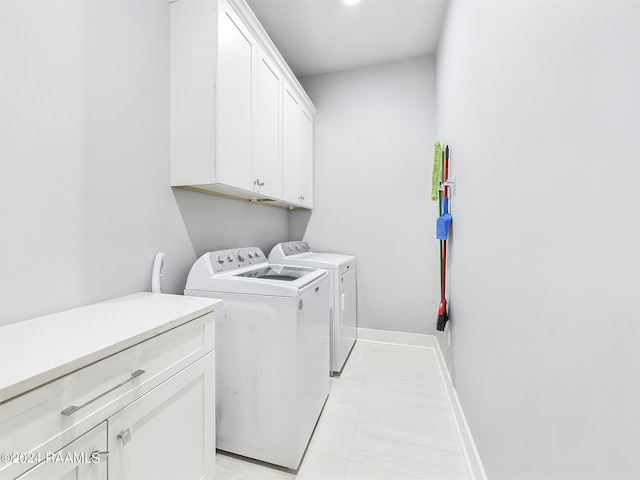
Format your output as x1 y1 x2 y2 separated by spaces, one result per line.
281 241 312 256
208 247 266 273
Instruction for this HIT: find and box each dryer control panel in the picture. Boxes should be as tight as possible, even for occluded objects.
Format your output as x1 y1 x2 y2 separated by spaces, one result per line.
208 247 267 273
279 241 312 257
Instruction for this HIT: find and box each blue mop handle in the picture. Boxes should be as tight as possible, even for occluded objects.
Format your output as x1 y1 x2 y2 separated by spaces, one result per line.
443 198 449 215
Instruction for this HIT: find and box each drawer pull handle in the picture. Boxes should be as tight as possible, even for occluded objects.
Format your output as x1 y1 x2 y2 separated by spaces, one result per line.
61 369 146 416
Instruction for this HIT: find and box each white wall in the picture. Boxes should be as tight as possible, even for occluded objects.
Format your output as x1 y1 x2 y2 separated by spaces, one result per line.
292 56 440 334
0 1 288 325
437 1 640 479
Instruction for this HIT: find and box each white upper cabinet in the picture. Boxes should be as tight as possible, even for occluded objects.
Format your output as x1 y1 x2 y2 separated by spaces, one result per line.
170 0 315 208
216 0 255 192
283 83 313 208
282 86 301 205
299 107 314 209
253 46 283 199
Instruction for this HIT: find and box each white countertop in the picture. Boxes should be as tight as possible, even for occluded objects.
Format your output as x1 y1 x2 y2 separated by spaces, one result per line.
0 292 222 403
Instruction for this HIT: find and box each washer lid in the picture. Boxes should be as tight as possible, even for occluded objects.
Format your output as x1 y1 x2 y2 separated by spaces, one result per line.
186 264 327 297
269 251 355 270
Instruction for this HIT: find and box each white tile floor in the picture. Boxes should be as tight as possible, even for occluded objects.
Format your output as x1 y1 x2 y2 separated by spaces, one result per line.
214 341 471 480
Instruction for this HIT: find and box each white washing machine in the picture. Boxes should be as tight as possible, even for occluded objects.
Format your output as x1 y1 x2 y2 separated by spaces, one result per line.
185 247 329 470
269 241 357 375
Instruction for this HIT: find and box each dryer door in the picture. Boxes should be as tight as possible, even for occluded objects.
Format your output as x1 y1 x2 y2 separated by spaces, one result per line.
335 267 357 373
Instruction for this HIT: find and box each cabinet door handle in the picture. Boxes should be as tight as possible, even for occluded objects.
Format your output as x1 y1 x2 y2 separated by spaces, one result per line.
117 428 133 446
61 370 146 416
91 450 110 462
254 179 265 187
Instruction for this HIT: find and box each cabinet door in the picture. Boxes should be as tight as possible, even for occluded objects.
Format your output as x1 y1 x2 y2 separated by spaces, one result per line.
282 84 314 208
299 108 313 208
253 47 282 199
107 353 215 480
217 0 255 191
282 85 301 204
16 423 107 480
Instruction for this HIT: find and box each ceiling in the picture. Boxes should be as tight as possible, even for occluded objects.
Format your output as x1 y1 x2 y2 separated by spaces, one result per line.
245 0 448 77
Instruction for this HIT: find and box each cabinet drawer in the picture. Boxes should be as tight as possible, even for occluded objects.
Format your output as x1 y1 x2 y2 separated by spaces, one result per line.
0 313 213 480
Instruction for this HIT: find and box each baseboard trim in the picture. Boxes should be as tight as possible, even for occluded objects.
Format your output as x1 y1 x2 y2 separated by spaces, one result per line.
433 337 488 480
356 327 487 480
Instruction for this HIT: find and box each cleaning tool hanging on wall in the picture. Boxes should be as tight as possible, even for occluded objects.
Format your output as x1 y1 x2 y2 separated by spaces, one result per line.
434 143 445 332
431 142 443 201
436 198 452 240
436 142 453 240
436 145 451 331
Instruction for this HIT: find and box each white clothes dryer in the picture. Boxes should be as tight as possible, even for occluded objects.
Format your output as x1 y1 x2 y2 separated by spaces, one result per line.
269 241 357 375
185 247 329 470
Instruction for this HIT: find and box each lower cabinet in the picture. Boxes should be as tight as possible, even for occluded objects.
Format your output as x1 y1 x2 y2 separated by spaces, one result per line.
14 354 214 480
2 302 218 480
15 424 107 480
108 353 215 480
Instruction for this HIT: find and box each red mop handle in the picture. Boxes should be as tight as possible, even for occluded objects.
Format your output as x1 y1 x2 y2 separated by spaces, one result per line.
441 242 447 300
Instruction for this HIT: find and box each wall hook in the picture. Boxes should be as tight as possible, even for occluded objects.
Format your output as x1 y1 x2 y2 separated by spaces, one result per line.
439 174 456 191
